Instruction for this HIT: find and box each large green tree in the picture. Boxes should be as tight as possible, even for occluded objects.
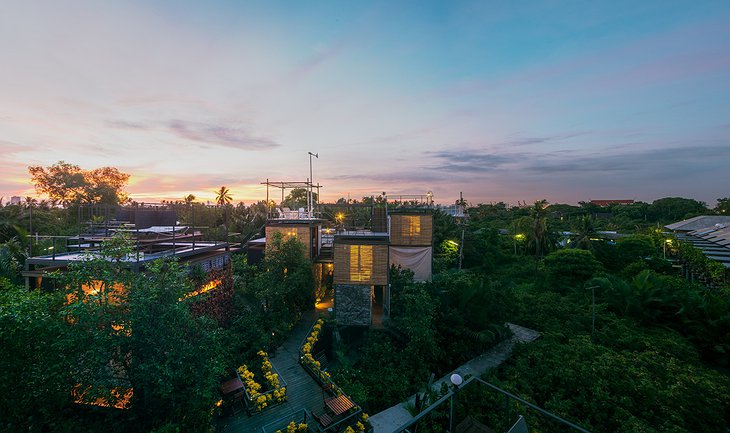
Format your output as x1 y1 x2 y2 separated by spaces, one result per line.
715 197 730 215
648 197 707 222
543 249 603 291
0 281 68 433
283 187 317 209
55 235 224 431
251 232 314 333
28 161 130 206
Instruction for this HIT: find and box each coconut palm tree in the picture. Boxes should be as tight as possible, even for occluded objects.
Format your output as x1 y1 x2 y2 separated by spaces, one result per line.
215 187 232 206
529 199 550 258
572 215 597 250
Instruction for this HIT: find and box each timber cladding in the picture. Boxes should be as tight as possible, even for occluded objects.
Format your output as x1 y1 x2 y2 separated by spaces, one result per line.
333 243 388 285
265 226 312 260
389 214 433 246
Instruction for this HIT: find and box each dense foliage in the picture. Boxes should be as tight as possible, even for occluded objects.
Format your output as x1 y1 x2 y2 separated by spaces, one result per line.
1 185 729 432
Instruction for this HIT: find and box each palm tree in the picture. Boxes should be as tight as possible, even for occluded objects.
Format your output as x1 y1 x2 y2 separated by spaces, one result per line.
572 215 597 250
215 187 232 206
183 194 196 206
529 199 550 258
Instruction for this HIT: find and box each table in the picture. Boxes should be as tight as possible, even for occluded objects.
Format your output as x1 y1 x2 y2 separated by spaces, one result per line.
220 376 243 395
326 395 354 415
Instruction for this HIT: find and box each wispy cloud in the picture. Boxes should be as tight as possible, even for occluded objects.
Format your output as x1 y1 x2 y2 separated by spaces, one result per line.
427 150 521 172
167 120 281 151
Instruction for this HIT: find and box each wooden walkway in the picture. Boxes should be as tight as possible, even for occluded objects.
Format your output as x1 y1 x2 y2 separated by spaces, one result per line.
220 310 327 433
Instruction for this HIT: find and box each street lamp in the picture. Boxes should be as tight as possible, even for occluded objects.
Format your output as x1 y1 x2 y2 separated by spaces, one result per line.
513 233 525 255
663 238 672 259
449 373 463 432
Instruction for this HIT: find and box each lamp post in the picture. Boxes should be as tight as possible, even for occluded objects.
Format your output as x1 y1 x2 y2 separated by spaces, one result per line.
663 238 672 260
449 373 463 432
308 152 318 218
513 233 525 255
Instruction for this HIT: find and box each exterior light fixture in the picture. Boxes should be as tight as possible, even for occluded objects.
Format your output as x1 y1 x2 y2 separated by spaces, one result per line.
449 373 463 432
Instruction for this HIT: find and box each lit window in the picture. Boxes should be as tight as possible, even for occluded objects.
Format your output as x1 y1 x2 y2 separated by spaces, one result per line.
400 216 421 239
349 245 372 282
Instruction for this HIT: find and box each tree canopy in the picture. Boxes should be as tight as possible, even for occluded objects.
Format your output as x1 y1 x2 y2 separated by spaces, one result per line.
28 161 130 206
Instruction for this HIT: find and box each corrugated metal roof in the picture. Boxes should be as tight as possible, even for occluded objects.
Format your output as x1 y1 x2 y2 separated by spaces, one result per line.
665 215 730 231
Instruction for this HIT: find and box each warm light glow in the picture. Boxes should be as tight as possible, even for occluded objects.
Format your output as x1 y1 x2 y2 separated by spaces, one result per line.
447 240 458 246
350 245 373 282
336 212 345 222
66 281 127 305
514 233 526 241
400 215 421 238
183 278 222 300
72 384 133 410
112 322 131 337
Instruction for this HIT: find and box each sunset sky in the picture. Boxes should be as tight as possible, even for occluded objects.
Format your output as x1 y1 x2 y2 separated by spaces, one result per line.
1 1 729 206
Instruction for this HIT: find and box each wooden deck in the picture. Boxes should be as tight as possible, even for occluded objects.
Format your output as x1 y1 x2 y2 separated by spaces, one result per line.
220 310 328 433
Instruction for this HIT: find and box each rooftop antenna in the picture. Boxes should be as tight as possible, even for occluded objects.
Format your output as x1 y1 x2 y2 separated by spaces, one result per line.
308 152 318 218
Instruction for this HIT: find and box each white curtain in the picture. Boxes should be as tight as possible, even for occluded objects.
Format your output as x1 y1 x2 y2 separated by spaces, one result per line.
389 246 432 282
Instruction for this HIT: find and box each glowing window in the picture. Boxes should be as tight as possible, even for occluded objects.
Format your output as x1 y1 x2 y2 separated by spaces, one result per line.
349 245 373 282
400 216 421 239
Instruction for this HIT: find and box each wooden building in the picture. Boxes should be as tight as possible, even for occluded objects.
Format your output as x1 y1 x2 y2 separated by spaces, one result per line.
333 233 389 326
258 202 434 327
265 219 323 261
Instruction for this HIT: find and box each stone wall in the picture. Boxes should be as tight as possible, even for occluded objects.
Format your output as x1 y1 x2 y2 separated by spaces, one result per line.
334 284 371 326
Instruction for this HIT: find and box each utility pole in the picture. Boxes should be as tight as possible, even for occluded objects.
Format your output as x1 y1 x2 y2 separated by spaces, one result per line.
308 152 318 218
458 228 464 270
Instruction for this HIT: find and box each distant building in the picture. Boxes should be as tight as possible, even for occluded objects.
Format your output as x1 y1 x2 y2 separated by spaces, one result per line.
10 196 21 205
437 204 467 219
669 216 730 284
589 199 634 207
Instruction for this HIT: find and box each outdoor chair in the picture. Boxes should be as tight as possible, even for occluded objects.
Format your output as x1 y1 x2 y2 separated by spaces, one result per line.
229 390 245 415
313 410 334 427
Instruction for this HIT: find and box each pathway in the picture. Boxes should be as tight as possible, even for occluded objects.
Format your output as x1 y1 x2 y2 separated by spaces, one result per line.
221 309 327 433
368 323 540 433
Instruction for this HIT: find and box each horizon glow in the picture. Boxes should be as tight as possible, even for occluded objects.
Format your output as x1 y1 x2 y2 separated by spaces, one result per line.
1 1 729 206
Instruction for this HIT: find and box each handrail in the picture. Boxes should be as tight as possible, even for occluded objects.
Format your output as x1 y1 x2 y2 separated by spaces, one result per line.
393 376 591 433
260 408 317 433
297 318 364 432
240 355 288 413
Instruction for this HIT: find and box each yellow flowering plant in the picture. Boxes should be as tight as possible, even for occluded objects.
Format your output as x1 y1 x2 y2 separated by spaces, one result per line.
238 350 287 411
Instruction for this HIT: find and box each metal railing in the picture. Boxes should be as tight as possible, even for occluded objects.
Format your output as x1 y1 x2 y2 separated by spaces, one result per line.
261 408 319 433
395 376 591 433
297 319 364 432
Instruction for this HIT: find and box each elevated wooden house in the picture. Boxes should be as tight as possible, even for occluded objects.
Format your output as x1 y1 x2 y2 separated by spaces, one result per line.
333 232 389 326
388 209 433 282
265 218 323 261
255 187 435 327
